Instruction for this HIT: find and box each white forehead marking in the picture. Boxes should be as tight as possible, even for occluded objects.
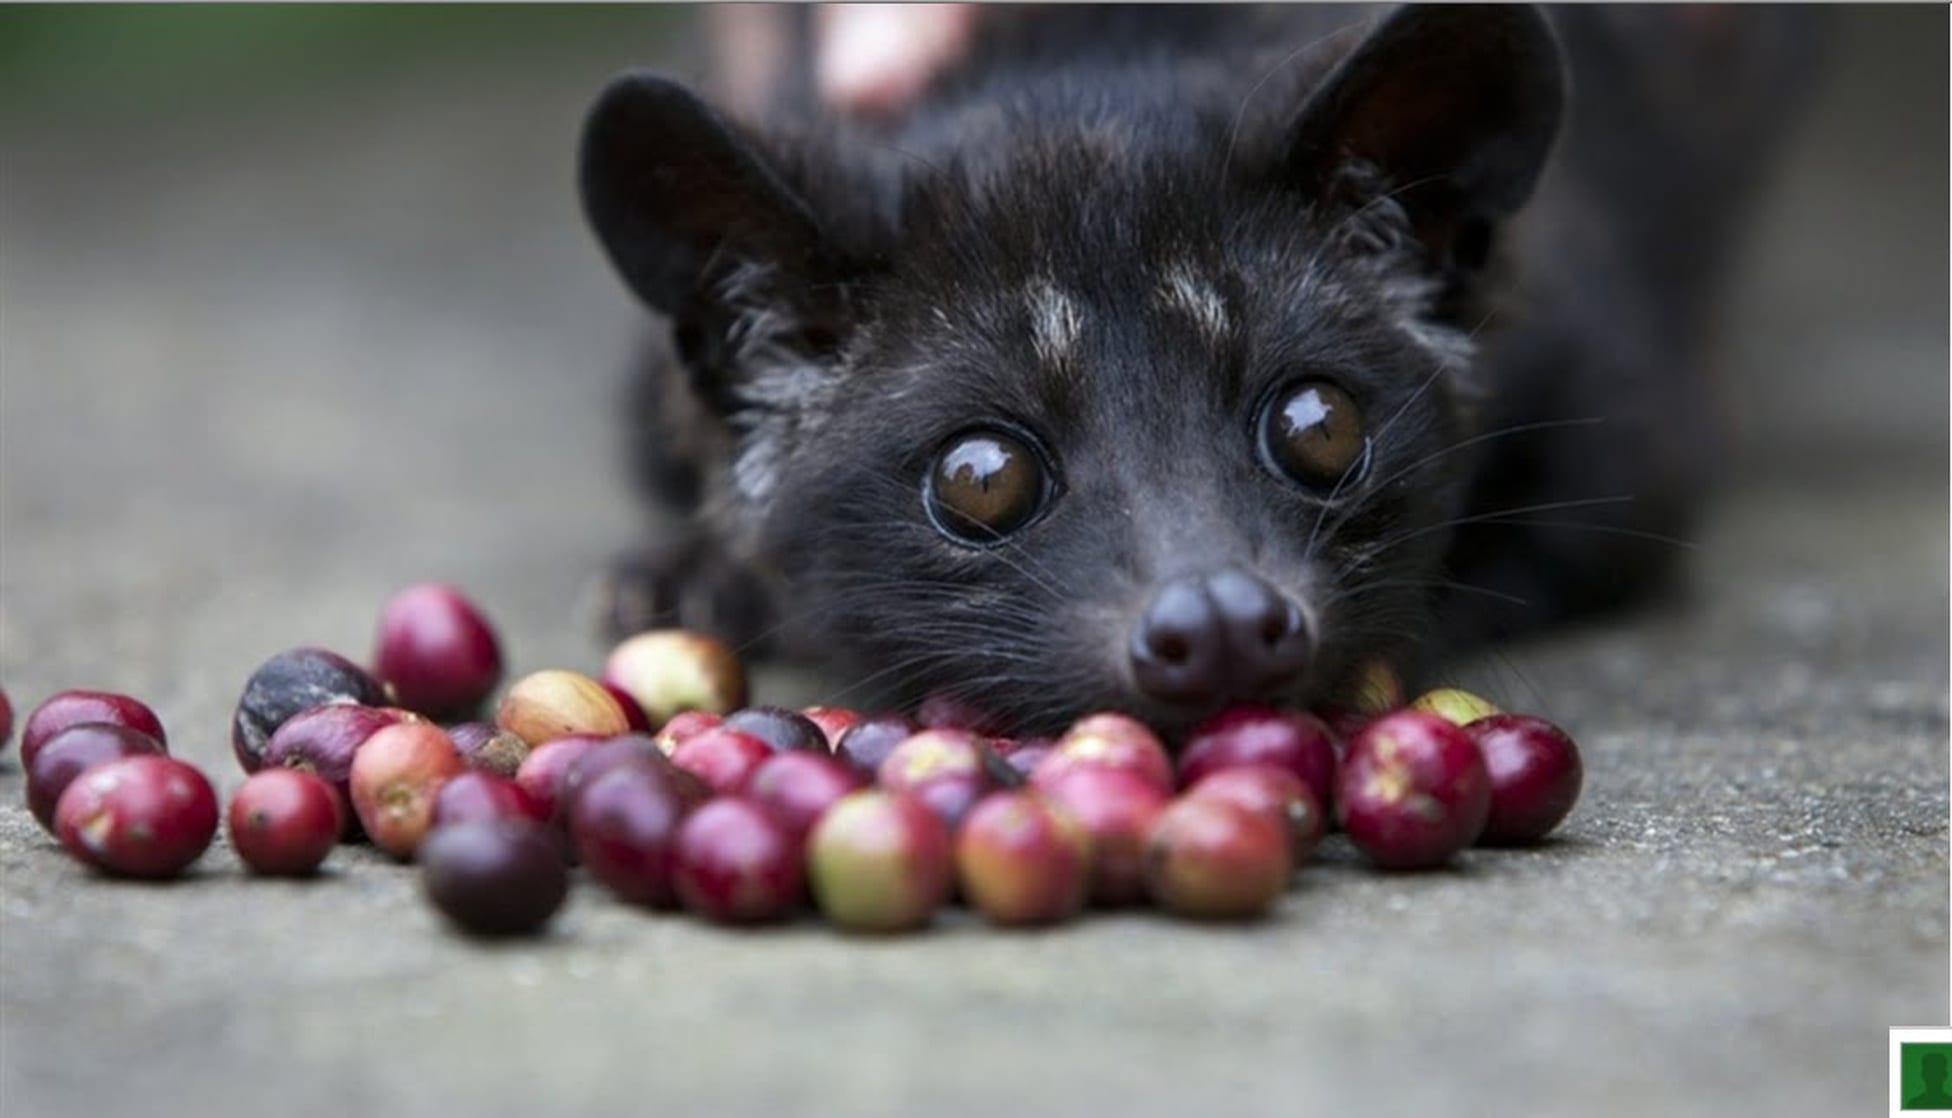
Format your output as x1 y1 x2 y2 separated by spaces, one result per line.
1026 279 1083 372
1156 260 1229 340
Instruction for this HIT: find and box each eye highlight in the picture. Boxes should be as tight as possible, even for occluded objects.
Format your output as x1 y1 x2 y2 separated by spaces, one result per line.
1259 380 1368 490
925 429 1050 544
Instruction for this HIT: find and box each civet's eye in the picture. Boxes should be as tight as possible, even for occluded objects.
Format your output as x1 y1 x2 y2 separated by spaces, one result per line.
925 430 1050 544
1259 380 1368 490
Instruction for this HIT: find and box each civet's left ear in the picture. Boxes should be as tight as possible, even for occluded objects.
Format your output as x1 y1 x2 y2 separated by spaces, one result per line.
1284 4 1565 269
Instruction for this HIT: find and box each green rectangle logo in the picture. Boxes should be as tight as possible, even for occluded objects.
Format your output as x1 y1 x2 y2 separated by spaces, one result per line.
1901 1043 1952 1111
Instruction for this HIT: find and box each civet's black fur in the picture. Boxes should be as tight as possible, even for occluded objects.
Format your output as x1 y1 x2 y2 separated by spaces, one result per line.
580 4 1816 734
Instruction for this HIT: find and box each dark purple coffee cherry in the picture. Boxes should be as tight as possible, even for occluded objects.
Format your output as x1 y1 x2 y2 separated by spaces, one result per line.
421 819 569 937
722 706 828 754
232 648 386 773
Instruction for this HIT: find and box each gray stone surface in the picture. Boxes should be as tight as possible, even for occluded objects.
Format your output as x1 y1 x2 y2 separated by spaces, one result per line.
1 10 1945 1118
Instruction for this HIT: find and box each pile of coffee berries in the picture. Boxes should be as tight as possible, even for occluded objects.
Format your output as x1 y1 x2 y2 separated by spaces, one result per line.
9 581 1584 939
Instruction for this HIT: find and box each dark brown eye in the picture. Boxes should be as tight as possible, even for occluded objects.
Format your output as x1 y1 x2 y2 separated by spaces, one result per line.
1260 380 1367 489
926 430 1049 543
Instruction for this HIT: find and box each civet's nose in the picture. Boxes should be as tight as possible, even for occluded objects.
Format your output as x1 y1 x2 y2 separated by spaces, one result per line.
1128 568 1312 706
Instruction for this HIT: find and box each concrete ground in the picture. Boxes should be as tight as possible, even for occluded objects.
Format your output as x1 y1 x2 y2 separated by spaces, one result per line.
1 9 1945 1117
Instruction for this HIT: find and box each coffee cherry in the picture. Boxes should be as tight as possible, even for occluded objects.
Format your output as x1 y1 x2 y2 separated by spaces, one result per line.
807 791 952 933
55 755 218 879
602 630 747 727
1176 705 1337 812
1032 713 1173 796
558 734 695 820
232 648 386 773
421 819 568 937
601 682 652 732
1350 658 1405 712
833 713 915 777
446 721 531 778
348 722 464 859
1464 714 1582 845
652 710 722 755
433 772 549 828
1185 765 1326 865
722 706 827 754
512 735 606 825
674 798 805 923
1144 797 1291 920
568 761 693 908
0 686 12 753
877 729 993 833
496 670 630 747
21 690 167 768
228 769 343 876
800 706 861 749
745 750 867 847
670 727 774 795
1036 767 1171 905
1409 688 1500 727
264 704 414 826
372 583 503 718
1003 743 1055 782
956 792 1090 926
26 723 166 832
1337 711 1491 870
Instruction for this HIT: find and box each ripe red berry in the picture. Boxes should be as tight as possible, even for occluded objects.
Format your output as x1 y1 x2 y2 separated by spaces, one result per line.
55 755 218 879
806 791 952 933
651 710 723 755
21 690 167 768
264 704 414 827
421 819 568 937
745 750 867 847
512 734 607 824
1464 714 1582 845
228 769 342 876
568 761 693 908
1337 711 1491 870
877 729 993 833
1035 767 1170 906
372 583 503 718
0 686 12 752
433 772 548 828
231 648 386 773
1032 714 1174 796
670 727 774 795
956 791 1090 926
1176 705 1338 811
601 682 652 732
1144 797 1291 920
348 723 464 859
26 723 165 832
1185 765 1326 865
674 798 805 923
800 706 862 749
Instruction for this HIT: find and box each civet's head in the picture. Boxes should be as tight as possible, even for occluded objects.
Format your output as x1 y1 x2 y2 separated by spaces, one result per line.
582 6 1563 732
